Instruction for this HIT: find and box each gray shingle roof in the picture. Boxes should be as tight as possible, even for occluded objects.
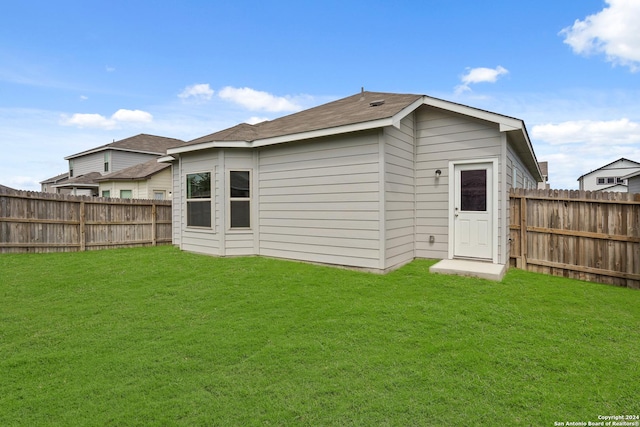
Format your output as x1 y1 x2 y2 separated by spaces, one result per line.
185 91 422 146
56 172 102 186
66 134 185 159
96 158 170 181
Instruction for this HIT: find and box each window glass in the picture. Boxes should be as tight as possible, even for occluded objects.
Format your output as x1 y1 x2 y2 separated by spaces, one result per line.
186 172 211 227
120 189 132 199
229 171 250 228
230 171 250 198
230 201 250 228
102 190 110 198
187 173 211 198
153 191 165 200
461 169 487 211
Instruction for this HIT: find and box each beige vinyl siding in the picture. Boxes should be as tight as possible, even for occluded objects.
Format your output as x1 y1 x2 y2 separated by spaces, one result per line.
258 132 381 269
147 168 172 199
383 114 415 269
111 151 159 172
179 151 220 256
415 105 502 260
172 162 181 245
98 168 172 200
223 149 255 256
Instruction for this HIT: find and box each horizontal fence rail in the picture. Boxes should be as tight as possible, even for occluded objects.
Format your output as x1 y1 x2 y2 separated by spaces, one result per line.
0 187 172 253
509 188 640 289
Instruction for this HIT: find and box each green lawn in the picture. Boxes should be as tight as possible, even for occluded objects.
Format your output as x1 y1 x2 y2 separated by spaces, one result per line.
1 246 639 426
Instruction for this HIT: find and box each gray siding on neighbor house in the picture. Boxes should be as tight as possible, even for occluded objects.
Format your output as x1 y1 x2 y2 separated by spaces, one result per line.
384 114 416 269
414 106 503 261
72 152 103 176
111 151 159 173
258 132 382 269
629 177 640 194
178 151 221 256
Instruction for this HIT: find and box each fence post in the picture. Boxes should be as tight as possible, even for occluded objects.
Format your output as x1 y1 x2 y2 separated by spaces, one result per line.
520 192 527 269
151 203 157 246
79 201 86 251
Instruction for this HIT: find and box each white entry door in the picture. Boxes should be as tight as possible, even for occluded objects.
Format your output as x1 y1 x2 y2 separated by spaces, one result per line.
453 162 493 259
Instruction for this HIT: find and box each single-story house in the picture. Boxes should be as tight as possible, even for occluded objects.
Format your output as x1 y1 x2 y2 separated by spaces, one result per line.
162 91 542 278
96 158 172 200
622 170 640 194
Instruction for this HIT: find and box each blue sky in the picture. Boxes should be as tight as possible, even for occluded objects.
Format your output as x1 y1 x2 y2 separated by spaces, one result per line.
1 0 639 190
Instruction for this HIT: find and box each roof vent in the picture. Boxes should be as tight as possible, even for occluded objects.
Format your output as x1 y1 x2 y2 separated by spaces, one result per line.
369 99 385 107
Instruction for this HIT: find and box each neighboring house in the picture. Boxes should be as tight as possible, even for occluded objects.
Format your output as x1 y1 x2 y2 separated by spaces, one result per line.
40 172 70 193
577 158 640 192
623 170 640 194
41 134 183 196
96 158 172 200
0 184 18 193
537 161 550 189
162 91 542 278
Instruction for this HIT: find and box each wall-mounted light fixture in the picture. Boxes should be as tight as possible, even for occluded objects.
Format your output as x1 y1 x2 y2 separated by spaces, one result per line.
435 169 442 177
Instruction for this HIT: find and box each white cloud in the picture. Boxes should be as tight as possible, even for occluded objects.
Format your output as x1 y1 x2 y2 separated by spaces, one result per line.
218 86 302 112
455 66 509 94
106 66 115 72
561 0 640 71
60 109 153 129
246 116 270 125
178 83 214 101
80 95 88 101
531 118 640 145
111 109 153 123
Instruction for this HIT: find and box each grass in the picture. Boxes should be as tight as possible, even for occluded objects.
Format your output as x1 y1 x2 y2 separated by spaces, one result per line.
1 246 639 426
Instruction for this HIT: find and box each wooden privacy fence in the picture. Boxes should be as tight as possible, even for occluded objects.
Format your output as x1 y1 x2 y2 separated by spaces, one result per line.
0 187 172 253
510 188 640 289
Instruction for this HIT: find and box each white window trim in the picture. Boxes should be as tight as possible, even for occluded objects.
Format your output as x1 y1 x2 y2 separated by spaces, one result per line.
185 171 213 229
227 169 252 231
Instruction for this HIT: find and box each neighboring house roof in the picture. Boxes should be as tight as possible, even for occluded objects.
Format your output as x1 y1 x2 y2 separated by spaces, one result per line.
65 134 185 160
96 158 171 182
599 183 628 192
53 172 102 188
0 184 18 192
576 157 640 181
40 172 70 185
622 170 640 180
167 90 542 181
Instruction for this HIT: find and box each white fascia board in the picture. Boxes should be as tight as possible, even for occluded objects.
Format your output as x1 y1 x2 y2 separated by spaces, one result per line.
167 140 252 154
422 96 523 130
391 97 427 129
252 118 394 148
158 155 175 163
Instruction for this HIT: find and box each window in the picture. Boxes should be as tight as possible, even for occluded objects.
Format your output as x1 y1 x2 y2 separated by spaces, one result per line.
69 160 74 177
153 191 165 200
607 177 615 184
102 190 110 198
120 189 132 199
187 172 211 228
597 177 606 185
104 152 111 173
229 170 250 228
617 177 625 184
460 169 487 211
